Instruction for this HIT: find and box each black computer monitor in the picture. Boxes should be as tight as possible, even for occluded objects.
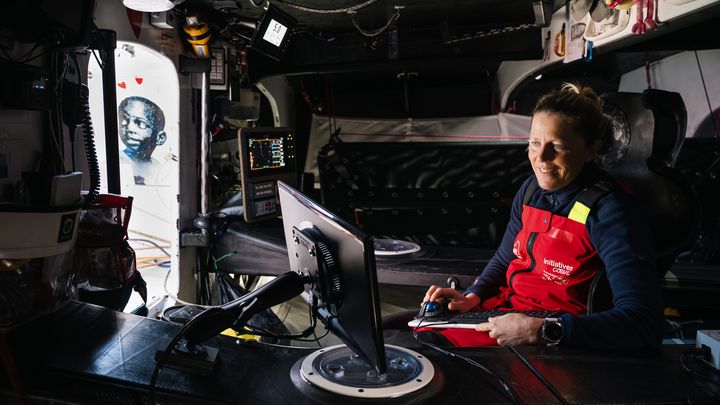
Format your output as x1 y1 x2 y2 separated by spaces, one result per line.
249 3 297 61
238 127 296 222
277 180 387 374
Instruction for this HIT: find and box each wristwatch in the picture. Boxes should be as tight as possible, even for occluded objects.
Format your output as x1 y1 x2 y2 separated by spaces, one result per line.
541 318 563 346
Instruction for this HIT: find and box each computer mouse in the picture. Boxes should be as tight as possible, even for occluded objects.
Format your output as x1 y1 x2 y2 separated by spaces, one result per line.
416 301 451 320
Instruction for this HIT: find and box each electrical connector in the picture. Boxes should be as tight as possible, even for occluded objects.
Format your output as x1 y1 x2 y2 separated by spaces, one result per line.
696 330 720 370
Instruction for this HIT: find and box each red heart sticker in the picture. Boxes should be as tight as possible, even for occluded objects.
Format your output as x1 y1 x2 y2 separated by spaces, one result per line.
135 77 143 85
118 81 127 89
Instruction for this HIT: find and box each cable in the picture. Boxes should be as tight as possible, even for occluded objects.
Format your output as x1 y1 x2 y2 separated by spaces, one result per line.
444 23 534 45
505 343 569 405
411 314 520 404
238 298 322 342
137 255 171 263
148 311 212 404
197 249 212 305
138 260 170 269
44 50 68 174
65 55 85 174
127 237 205 308
280 300 293 324
666 319 705 341
90 49 104 70
79 83 101 206
243 323 327 342
348 7 401 38
47 109 66 172
680 348 720 389
128 238 172 258
309 302 326 347
213 252 237 270
277 0 382 14
415 340 520 404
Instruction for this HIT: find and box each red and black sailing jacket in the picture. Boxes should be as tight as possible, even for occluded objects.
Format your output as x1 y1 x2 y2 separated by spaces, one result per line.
436 177 617 347
482 178 615 315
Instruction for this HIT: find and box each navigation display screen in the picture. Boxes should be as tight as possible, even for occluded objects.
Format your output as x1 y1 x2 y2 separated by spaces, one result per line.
248 136 286 171
240 128 295 178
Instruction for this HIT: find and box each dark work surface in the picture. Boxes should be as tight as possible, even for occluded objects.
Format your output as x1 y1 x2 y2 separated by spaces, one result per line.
2 301 718 404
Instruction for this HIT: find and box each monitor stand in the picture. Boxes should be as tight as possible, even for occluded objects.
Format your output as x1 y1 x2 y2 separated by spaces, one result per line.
290 344 437 400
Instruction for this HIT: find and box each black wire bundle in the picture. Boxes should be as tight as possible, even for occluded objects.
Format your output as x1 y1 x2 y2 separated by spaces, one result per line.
216 272 245 303
78 83 100 207
197 249 213 305
680 347 720 401
47 49 68 176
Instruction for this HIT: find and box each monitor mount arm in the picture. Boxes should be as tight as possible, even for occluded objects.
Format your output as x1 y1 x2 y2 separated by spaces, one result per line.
184 271 308 345
156 271 308 374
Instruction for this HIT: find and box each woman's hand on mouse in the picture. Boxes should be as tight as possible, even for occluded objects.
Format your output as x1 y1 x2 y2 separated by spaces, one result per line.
422 286 480 313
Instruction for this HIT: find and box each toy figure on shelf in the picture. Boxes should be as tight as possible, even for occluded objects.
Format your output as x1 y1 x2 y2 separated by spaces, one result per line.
631 0 657 34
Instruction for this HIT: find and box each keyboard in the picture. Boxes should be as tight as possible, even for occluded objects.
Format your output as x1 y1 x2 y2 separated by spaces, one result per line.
407 309 564 329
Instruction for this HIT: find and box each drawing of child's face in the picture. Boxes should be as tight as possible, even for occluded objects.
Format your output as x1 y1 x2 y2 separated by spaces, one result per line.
118 97 166 161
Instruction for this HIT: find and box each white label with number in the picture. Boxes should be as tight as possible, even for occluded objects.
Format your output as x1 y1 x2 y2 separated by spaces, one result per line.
262 19 287 47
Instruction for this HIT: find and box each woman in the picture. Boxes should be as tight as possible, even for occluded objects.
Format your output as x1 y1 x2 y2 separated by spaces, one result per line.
419 84 664 349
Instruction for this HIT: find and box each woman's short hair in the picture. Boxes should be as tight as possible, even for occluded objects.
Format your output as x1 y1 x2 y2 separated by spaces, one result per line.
533 83 604 146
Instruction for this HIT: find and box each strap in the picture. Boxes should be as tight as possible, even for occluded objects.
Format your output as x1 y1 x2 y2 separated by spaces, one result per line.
522 176 615 224
569 180 615 224
522 176 540 206
318 141 359 191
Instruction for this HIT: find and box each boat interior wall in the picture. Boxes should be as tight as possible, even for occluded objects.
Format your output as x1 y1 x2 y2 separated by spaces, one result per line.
619 50 720 139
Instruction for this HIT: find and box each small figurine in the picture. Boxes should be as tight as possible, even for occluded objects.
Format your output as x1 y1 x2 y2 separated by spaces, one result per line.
631 0 657 34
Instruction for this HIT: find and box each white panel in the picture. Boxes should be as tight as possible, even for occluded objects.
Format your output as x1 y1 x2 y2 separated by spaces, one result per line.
619 50 720 138
256 75 295 127
698 50 720 137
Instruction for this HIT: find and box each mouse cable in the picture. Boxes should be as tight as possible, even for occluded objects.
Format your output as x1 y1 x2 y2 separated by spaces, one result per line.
148 315 202 405
504 343 570 405
412 318 520 405
680 347 720 396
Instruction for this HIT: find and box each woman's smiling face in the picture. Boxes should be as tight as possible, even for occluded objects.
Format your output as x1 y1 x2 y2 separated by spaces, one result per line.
528 111 597 191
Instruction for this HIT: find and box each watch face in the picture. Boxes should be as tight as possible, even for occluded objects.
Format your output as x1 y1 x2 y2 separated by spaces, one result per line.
544 320 563 342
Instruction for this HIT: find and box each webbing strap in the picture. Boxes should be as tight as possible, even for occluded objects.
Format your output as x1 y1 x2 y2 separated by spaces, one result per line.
522 177 540 206
523 177 615 224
